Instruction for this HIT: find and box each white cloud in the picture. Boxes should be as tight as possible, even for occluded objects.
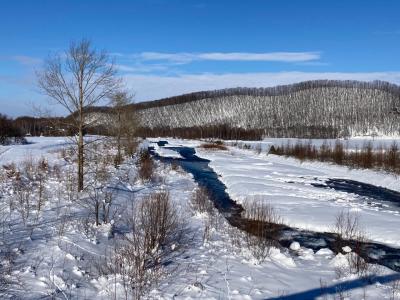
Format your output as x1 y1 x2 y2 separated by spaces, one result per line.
0 55 42 67
11 55 42 66
137 51 321 63
115 63 168 73
123 71 400 102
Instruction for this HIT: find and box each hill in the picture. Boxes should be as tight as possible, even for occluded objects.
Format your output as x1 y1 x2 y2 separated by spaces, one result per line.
134 80 400 139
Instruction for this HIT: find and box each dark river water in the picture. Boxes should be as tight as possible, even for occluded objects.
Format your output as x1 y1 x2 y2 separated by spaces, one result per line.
149 141 400 272
312 179 400 211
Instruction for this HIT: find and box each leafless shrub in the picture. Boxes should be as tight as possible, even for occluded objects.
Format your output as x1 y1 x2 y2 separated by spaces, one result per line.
333 210 370 277
102 191 114 224
138 191 187 252
21 155 35 180
0 246 19 297
334 284 351 300
83 187 109 226
190 187 220 242
333 140 345 164
51 164 62 180
35 170 48 212
333 210 361 243
273 140 400 174
124 139 139 158
59 148 68 160
106 191 188 299
64 168 77 202
241 200 283 262
190 187 214 215
81 144 113 225
389 280 400 300
171 161 179 171
2 163 18 179
136 150 154 182
226 225 243 251
37 157 49 173
101 152 115 168
112 233 161 299
13 186 32 226
56 211 71 239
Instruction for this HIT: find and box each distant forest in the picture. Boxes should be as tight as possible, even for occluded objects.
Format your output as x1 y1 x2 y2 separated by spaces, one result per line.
137 80 400 139
3 80 400 140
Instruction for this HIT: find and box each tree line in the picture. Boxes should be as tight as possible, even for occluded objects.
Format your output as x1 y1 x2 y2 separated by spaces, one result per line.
0 114 26 145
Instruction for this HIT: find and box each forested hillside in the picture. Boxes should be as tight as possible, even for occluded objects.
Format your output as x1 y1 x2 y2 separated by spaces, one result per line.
136 80 400 139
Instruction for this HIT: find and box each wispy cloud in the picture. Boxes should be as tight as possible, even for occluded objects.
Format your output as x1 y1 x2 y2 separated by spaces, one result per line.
115 63 168 73
0 55 42 66
122 71 400 102
137 51 321 63
11 55 42 66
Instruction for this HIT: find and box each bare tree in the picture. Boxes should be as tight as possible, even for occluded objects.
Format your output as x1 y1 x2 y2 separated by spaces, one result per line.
109 91 136 165
37 39 120 191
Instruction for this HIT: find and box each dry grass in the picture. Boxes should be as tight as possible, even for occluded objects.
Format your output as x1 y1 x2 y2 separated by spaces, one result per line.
199 142 228 151
270 140 400 174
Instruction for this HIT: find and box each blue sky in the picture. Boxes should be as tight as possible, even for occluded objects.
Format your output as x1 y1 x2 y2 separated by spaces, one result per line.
1 0 400 116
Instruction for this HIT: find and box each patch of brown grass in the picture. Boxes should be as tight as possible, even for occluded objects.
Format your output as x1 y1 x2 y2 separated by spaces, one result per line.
199 143 228 151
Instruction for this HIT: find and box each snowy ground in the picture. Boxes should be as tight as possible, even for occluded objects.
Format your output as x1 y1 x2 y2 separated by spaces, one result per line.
200 149 400 248
1 137 400 299
148 137 400 299
0 136 75 166
154 138 400 247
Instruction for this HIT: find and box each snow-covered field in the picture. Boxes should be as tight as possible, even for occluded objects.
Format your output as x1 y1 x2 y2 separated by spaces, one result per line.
158 138 400 246
1 137 400 299
150 137 400 299
200 149 400 247
0 136 75 166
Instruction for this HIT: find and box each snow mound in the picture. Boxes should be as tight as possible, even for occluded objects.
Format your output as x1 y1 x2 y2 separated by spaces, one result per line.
289 241 300 251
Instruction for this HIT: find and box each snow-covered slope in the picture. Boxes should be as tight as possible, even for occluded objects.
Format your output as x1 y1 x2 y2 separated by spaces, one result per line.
138 81 400 137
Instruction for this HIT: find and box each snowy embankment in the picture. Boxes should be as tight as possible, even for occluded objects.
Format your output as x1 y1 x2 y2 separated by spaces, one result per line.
152 143 183 158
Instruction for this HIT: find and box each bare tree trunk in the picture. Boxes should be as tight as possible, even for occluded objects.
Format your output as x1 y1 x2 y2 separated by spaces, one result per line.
95 200 99 226
117 112 122 162
78 92 84 191
78 125 84 192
